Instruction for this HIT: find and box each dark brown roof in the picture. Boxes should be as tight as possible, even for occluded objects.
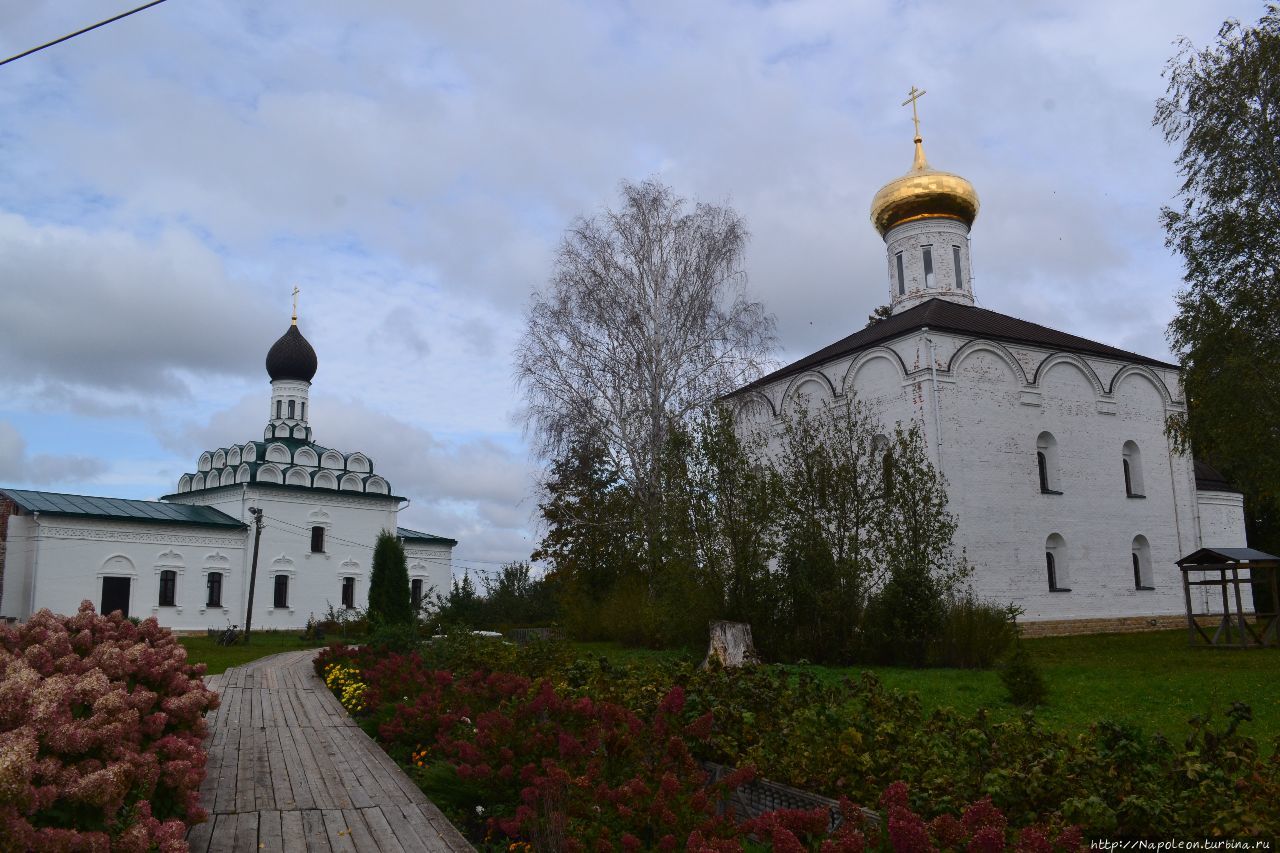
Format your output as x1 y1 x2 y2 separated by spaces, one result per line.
1194 460 1241 493
730 298 1177 397
266 324 318 382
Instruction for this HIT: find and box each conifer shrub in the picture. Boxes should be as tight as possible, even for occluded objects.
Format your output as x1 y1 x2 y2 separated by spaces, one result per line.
1000 644 1049 708
367 529 413 627
0 602 218 850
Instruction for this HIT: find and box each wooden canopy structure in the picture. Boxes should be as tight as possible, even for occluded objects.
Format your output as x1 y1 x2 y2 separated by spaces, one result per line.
1177 547 1280 648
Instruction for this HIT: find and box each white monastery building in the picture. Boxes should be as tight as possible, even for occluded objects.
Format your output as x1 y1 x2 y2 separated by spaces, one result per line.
729 114 1247 623
0 312 455 629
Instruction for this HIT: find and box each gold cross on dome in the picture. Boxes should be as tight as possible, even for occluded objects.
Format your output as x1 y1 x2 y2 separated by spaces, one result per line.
291 286 300 325
901 85 926 140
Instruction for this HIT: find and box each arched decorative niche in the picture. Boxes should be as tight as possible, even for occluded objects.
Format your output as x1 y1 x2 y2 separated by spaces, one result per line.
340 473 364 492
178 475 192 493
220 468 236 487
949 341 1027 385
294 447 318 467
286 467 310 487
347 454 371 474
242 443 257 462
236 464 251 483
1034 353 1105 399
198 453 212 472
314 470 338 490
366 476 389 495
257 465 282 485
321 451 344 470
192 473 206 491
227 447 241 466
266 444 290 463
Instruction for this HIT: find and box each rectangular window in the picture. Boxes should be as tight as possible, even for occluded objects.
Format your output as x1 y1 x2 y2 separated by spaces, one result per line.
895 252 905 295
159 570 177 607
288 400 296 419
411 578 423 609
276 400 282 418
300 402 306 421
311 525 325 553
206 572 222 608
273 574 289 609
922 246 936 289
341 577 355 609
953 246 964 290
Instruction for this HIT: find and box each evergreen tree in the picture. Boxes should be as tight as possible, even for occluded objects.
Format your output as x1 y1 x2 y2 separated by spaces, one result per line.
367 529 413 627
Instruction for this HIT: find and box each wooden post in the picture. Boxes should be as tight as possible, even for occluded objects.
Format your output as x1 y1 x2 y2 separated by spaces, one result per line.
702 621 760 669
1181 566 1197 647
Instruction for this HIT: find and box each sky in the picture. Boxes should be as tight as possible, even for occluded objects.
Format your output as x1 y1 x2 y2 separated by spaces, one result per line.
0 0 1257 576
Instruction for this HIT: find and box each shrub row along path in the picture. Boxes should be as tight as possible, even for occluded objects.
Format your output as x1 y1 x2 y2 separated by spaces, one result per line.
187 649 474 852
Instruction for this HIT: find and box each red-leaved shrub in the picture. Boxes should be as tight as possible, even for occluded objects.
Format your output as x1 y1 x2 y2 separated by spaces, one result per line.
0 602 218 851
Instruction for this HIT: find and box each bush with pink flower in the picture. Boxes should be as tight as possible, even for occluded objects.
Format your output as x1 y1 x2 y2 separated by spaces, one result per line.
0 602 218 851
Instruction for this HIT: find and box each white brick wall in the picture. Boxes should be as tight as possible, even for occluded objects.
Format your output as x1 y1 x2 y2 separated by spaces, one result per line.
741 326 1247 621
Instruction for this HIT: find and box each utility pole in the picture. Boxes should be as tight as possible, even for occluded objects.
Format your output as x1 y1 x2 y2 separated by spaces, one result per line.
243 507 264 644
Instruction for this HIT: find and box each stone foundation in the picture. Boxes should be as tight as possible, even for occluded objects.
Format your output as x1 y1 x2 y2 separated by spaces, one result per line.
1018 614 1196 638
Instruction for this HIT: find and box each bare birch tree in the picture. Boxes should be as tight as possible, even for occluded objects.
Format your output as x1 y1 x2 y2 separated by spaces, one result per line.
517 179 776 568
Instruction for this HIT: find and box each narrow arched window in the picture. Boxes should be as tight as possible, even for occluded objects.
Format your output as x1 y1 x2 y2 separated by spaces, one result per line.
1122 441 1144 497
411 578 424 609
923 246 936 289
274 575 289 608
159 570 177 607
895 252 905 295
1132 535 1153 589
311 526 325 553
276 400 282 418
953 245 964 290
288 400 296 419
300 402 306 421
206 572 223 608
341 577 355 609
1037 432 1061 493
1046 533 1070 591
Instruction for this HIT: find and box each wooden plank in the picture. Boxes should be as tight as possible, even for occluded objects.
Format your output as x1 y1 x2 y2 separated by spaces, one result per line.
280 809 306 853
301 809 333 852
207 812 240 853
254 725 275 811
234 725 257 814
257 810 283 852
355 806 406 853
340 808 381 852
185 816 215 853
232 811 259 853
321 808 358 853
272 723 314 811
395 803 458 853
379 805 431 853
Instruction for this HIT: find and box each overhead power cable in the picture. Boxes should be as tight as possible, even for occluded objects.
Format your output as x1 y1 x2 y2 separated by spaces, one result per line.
0 0 170 68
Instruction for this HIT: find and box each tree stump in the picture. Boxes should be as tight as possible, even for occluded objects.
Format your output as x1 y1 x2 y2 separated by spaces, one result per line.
701 621 760 669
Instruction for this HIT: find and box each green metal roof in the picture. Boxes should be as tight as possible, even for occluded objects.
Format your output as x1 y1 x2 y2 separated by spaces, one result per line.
0 488 246 529
397 526 458 546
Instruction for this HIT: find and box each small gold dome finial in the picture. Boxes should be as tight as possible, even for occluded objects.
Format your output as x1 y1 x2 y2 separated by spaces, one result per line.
869 87 980 237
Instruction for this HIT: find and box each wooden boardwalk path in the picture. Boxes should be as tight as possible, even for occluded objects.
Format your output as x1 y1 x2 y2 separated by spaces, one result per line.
187 650 473 852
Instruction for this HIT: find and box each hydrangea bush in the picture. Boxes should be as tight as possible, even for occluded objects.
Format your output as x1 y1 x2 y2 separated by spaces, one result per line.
0 602 219 851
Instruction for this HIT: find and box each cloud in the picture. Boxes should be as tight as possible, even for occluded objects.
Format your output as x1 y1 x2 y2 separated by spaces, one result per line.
0 213 277 395
0 420 107 485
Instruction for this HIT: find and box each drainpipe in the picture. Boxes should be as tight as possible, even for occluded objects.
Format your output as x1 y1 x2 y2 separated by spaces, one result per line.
923 329 944 469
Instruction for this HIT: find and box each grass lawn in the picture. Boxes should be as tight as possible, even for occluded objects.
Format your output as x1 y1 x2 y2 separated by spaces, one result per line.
578 629 1280 744
178 631 325 675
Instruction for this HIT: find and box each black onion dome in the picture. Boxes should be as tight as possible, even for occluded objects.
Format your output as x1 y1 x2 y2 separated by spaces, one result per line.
265 325 318 382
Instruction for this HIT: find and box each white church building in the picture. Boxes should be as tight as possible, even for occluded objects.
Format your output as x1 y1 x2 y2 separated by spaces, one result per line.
730 121 1247 625
0 314 455 630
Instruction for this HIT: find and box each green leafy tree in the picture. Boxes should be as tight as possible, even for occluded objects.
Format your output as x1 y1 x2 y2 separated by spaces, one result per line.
367 529 413 627
1156 7 1280 552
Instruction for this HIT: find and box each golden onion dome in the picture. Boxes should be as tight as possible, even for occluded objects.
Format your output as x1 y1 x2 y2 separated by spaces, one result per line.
869 137 979 238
